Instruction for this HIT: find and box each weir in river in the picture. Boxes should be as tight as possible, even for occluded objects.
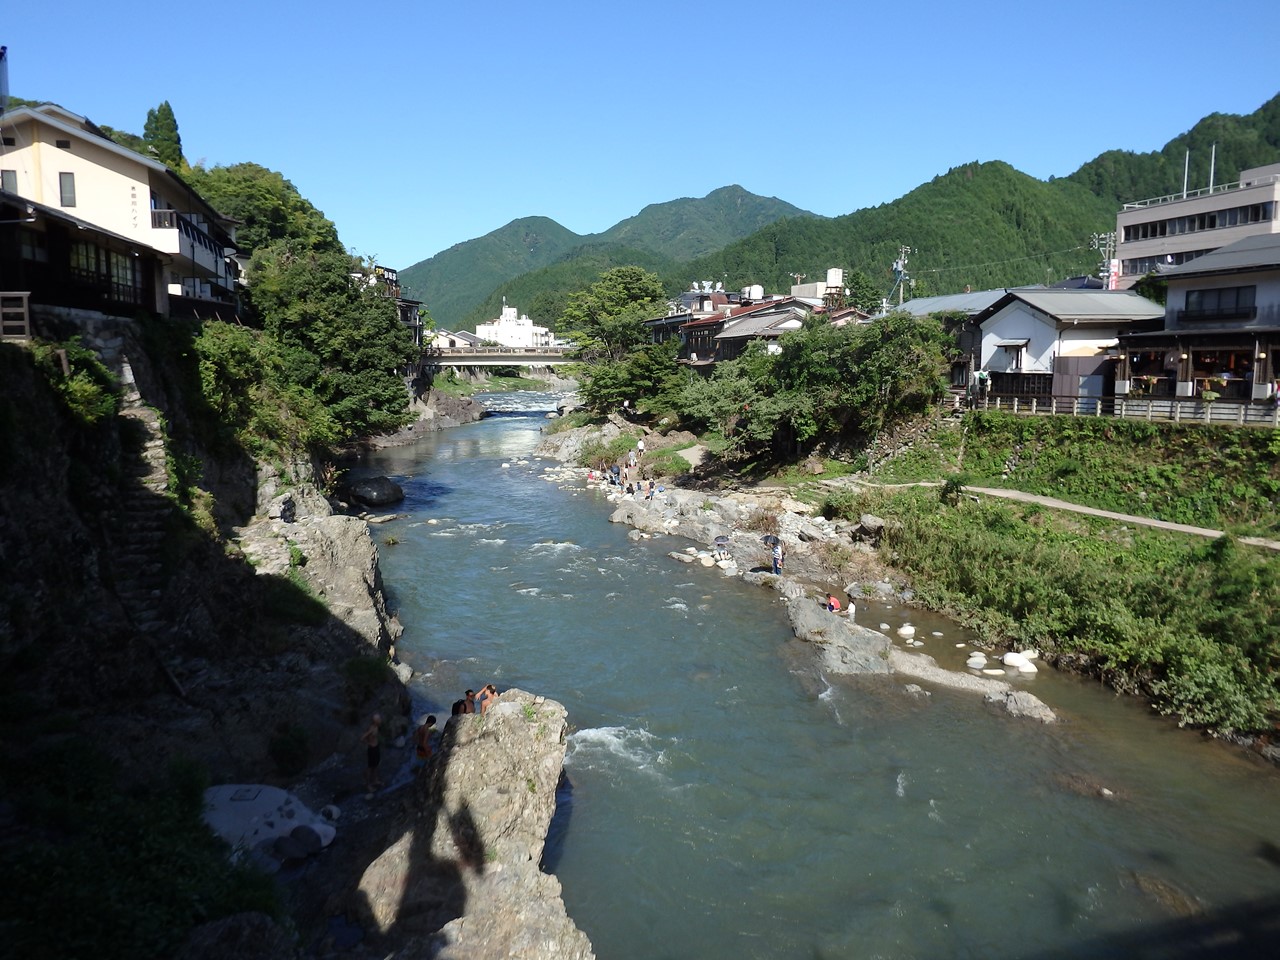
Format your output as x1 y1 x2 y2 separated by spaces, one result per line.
351 391 1280 960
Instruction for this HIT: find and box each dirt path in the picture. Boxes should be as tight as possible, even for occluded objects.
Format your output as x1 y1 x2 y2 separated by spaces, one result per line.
827 477 1280 552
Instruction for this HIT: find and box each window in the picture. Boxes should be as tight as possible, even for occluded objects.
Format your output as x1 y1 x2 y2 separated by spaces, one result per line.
55 139 72 150
1182 285 1257 320
1 137 14 146
18 228 48 263
59 172 76 207
0 169 16 193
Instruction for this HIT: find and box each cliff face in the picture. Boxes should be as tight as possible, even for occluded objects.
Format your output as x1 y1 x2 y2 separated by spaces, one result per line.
0 330 404 789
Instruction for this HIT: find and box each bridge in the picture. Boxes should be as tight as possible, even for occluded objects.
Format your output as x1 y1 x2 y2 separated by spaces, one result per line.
424 345 574 367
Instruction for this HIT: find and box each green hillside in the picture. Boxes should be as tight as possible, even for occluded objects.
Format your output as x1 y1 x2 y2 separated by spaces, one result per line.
460 244 679 332
1067 92 1280 208
595 185 812 263
399 188 813 330
674 162 1117 300
399 216 582 329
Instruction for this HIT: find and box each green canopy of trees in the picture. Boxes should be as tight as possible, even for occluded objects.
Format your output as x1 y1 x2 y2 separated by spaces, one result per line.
241 242 418 439
183 162 340 258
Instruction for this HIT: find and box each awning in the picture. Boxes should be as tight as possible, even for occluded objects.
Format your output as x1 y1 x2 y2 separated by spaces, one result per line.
995 339 1029 347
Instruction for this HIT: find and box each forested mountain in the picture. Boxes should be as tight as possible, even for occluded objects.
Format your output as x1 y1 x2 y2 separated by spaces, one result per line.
675 162 1118 300
398 216 584 330
460 244 679 331
1066 93 1280 209
593 185 812 263
399 187 813 329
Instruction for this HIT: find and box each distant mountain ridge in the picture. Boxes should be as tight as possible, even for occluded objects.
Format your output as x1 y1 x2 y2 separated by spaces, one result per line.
400 186 814 329
406 92 1280 330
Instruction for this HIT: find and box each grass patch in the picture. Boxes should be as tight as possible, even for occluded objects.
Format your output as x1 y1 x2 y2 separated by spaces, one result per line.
863 485 1280 732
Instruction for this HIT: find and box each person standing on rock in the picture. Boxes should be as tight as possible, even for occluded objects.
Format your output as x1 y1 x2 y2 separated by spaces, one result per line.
411 715 437 773
772 542 784 576
637 437 645 459
362 713 383 796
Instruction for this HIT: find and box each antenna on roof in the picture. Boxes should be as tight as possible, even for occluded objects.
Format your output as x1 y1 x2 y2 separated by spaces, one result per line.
0 47 9 119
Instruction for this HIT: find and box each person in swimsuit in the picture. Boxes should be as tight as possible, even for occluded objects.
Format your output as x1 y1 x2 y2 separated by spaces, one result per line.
411 715 437 773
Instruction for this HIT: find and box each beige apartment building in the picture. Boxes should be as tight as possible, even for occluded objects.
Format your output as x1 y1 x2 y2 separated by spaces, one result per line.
1115 161 1280 288
0 103 238 316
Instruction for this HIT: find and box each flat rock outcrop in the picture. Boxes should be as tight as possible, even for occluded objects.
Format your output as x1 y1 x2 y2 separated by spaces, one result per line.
786 597 892 675
352 690 594 959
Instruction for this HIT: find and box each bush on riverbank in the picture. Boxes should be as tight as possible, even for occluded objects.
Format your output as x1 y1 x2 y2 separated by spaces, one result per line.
844 485 1279 732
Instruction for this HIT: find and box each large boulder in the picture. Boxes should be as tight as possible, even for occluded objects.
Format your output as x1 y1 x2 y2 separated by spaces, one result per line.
350 476 405 507
353 690 594 959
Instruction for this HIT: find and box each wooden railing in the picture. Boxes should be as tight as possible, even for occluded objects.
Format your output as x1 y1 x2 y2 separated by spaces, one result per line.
961 393 1280 428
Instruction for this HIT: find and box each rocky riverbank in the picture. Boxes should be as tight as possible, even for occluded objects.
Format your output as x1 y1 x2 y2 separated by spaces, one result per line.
533 426 1058 724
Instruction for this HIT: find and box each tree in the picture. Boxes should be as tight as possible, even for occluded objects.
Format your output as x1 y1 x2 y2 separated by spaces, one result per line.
245 241 418 439
845 269 882 314
561 266 666 364
143 101 184 170
182 162 340 258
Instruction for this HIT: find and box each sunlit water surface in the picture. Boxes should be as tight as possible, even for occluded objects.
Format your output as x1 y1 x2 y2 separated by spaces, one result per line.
351 392 1280 960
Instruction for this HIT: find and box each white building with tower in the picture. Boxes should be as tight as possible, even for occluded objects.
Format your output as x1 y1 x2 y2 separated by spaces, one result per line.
474 299 554 349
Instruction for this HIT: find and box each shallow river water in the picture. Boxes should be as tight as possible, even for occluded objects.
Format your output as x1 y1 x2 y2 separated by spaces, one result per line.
352 392 1280 960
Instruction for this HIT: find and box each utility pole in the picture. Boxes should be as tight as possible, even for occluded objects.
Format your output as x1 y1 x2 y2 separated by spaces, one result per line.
888 246 912 305
1091 232 1116 289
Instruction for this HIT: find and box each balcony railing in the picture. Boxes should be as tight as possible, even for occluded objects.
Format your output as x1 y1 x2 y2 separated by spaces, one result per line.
1121 173 1280 210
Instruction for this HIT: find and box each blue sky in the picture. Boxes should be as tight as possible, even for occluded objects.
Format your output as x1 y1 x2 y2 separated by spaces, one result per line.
5 1 1277 272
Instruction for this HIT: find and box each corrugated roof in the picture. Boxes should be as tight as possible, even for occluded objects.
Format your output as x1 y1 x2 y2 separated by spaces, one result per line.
1159 232 1280 278
715 314 801 339
999 289 1165 321
886 289 1010 317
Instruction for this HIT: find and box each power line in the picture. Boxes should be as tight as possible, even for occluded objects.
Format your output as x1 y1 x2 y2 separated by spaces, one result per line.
911 244 1093 276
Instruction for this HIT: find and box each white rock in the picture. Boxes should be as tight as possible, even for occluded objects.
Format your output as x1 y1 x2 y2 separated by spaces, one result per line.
982 668 1006 676
502 463 510 468
880 623 891 631
932 631 944 637
897 624 916 639
699 555 715 567
1020 649 1040 660
955 643 966 648
1002 651 1032 670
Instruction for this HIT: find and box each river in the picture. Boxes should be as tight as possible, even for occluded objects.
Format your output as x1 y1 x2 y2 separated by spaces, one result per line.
351 392 1280 960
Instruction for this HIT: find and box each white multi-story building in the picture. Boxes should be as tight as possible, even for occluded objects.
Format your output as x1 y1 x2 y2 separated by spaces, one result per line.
1115 162 1280 288
0 103 238 316
474 300 553 348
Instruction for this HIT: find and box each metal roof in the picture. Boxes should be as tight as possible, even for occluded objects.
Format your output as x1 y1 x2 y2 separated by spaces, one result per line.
714 313 802 340
1159 232 1280 278
882 289 1010 318
990 289 1165 322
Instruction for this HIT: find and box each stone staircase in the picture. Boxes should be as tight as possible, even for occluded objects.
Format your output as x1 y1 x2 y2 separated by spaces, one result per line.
105 357 176 637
